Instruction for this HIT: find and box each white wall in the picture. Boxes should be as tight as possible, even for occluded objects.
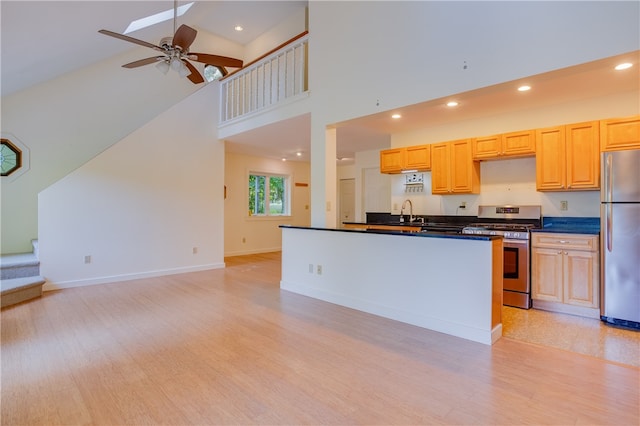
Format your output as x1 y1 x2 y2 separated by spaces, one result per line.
0 29 243 255
39 83 225 289
307 0 639 226
224 152 310 256
243 6 307 62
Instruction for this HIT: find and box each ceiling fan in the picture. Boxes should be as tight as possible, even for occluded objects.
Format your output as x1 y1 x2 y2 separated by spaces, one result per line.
98 1 243 84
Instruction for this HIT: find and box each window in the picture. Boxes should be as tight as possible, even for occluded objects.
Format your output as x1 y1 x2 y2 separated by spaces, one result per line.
248 173 289 216
1 138 22 177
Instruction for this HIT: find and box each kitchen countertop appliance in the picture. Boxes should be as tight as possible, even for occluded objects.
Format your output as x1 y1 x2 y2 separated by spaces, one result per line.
600 150 640 330
463 205 542 309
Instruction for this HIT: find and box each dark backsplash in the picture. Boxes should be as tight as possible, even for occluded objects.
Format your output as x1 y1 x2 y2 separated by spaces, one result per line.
365 212 476 225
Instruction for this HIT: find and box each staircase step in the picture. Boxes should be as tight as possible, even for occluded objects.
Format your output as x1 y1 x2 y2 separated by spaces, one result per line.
0 252 40 280
1 276 45 308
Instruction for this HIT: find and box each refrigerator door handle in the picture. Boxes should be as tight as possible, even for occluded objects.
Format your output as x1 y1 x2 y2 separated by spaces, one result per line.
606 153 613 204
604 153 613 252
607 201 613 252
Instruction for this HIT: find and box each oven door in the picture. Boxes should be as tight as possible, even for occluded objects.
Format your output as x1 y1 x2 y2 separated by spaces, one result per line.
503 238 531 309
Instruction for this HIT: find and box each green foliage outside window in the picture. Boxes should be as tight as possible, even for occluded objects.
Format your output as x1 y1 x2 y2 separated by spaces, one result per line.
249 173 288 216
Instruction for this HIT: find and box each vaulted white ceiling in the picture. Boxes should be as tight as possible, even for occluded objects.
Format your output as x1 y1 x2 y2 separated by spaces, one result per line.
1 1 638 165
0 1 307 96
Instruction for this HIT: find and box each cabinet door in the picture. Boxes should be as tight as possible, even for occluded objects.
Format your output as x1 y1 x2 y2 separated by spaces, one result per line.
531 247 563 303
450 139 479 193
566 121 599 189
502 130 536 157
600 115 640 151
380 148 404 174
536 126 566 190
472 135 502 159
405 144 431 170
430 143 450 194
564 250 599 308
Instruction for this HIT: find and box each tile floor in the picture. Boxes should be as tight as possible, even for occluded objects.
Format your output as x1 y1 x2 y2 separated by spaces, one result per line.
502 306 640 367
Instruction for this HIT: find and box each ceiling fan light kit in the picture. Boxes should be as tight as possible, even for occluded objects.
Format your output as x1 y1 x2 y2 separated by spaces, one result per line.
155 60 170 74
98 1 242 84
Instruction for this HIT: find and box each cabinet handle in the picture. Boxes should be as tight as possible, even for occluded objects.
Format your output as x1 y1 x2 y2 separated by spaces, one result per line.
564 251 568 255
557 251 562 254
558 240 569 244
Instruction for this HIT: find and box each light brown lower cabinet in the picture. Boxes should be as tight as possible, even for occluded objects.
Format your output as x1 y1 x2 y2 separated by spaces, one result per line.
531 232 600 318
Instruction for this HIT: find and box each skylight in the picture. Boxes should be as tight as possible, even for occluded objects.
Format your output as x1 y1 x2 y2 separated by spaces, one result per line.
124 2 194 34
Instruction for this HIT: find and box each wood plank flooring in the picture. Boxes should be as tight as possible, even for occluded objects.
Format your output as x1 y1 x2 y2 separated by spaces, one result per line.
2 251 638 425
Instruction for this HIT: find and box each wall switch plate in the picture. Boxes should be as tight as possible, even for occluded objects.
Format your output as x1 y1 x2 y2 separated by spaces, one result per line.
317 265 322 275
84 255 91 264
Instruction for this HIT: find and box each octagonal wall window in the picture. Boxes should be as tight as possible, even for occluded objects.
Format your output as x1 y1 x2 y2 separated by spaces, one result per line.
1 138 22 177
1 134 30 181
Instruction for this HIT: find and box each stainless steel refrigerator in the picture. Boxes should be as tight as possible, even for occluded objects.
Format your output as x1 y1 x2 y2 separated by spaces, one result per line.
600 149 640 329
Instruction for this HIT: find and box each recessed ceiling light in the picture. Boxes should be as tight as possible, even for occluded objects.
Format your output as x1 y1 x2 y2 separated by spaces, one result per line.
281 158 287 162
446 101 459 107
296 152 302 157
517 85 531 92
391 114 401 119
234 25 244 32
124 2 194 34
615 62 633 70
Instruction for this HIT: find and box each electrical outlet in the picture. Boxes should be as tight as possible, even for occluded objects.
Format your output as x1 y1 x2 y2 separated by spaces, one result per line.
317 265 322 275
560 200 568 211
84 255 91 264
242 237 246 243
460 201 467 209
192 247 198 254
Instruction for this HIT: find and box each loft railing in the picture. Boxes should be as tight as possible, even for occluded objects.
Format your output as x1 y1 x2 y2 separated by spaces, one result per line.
219 32 309 124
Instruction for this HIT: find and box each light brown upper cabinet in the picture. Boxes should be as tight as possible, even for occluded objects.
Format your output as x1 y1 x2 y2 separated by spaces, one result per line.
536 121 600 191
380 145 431 174
405 144 431 171
472 130 536 160
600 115 640 151
380 148 404 173
431 139 480 194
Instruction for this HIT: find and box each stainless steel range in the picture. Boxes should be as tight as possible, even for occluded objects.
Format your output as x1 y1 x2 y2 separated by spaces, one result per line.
463 205 542 309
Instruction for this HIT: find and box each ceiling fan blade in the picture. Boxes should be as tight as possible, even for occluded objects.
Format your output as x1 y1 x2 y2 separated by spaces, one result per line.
122 57 165 69
173 24 197 51
188 53 243 68
183 60 205 84
99 29 163 51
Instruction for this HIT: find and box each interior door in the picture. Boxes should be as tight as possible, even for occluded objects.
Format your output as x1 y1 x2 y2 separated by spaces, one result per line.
339 178 355 227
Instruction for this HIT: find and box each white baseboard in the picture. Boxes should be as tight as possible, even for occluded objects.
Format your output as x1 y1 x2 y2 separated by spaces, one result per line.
224 247 281 257
43 263 225 291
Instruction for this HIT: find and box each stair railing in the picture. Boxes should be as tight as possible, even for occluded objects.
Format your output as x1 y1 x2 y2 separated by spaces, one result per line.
219 32 308 124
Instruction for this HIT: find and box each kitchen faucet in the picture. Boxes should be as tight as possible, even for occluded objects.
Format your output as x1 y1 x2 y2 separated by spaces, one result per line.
400 199 414 223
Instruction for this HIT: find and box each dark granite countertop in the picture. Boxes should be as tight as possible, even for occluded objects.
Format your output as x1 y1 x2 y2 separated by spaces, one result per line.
533 217 600 235
281 225 501 241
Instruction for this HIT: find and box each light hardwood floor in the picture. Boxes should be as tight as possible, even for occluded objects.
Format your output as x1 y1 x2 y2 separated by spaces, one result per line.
2 252 638 425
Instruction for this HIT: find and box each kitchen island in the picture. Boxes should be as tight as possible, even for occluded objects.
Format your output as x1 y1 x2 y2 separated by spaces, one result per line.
280 225 503 345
